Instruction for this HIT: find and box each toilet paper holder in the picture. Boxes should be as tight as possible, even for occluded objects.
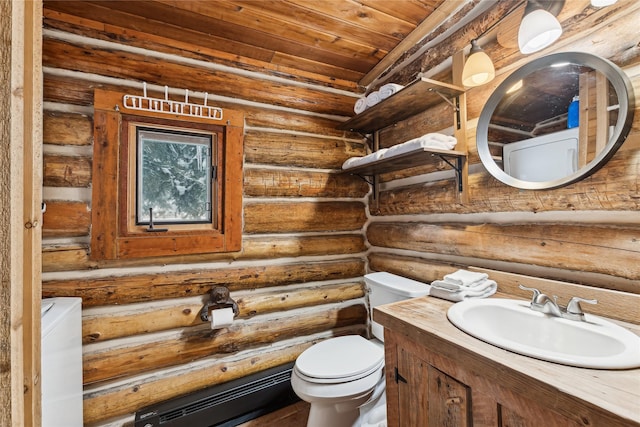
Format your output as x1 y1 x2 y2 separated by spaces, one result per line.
200 286 239 322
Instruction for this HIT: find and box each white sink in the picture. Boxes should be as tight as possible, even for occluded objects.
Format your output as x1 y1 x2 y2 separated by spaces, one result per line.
447 298 640 369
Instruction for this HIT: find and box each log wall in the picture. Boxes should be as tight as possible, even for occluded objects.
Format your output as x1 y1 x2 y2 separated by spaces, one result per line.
40 8 368 425
39 1 640 425
367 1 640 314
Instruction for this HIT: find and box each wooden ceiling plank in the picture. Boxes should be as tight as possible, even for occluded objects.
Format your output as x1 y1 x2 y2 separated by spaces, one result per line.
44 1 277 63
358 0 462 86
82 0 378 73
43 8 360 91
271 52 365 84
233 0 402 51
156 0 388 65
285 0 419 39
358 0 439 26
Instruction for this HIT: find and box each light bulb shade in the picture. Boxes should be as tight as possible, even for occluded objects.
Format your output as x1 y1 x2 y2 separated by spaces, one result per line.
518 9 563 54
462 42 495 87
591 0 617 6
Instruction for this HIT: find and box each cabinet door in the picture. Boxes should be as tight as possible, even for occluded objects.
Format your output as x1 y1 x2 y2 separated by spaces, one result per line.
397 347 471 426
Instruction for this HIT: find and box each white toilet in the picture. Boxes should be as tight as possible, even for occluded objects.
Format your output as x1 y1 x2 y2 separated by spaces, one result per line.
291 272 430 427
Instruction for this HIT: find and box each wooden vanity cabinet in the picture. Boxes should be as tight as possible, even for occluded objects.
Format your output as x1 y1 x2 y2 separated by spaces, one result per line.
384 331 584 427
376 273 640 427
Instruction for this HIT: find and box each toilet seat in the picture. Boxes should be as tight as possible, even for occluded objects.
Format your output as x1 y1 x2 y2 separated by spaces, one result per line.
294 336 384 384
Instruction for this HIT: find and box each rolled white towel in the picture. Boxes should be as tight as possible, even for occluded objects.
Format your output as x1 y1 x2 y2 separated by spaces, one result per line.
342 149 388 169
379 83 404 100
443 269 489 287
383 133 458 159
366 91 381 107
354 97 367 114
429 279 497 302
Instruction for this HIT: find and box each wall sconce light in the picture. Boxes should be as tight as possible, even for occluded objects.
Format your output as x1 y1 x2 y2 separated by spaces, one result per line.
591 0 617 6
462 39 495 87
518 0 563 54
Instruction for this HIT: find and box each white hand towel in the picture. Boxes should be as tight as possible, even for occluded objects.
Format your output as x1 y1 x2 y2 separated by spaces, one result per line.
342 149 388 169
366 91 381 107
382 133 458 159
354 97 367 114
443 269 489 287
429 279 497 302
379 83 404 100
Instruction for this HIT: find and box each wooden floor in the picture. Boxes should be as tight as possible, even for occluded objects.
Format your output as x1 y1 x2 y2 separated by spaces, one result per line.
238 401 310 427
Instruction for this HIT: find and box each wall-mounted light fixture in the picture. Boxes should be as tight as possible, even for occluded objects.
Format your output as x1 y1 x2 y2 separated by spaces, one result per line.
518 0 563 54
462 39 495 87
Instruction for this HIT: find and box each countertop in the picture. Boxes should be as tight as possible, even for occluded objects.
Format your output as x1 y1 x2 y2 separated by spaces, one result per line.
374 295 640 426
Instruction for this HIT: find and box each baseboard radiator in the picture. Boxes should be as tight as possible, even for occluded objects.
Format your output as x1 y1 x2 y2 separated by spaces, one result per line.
134 362 299 427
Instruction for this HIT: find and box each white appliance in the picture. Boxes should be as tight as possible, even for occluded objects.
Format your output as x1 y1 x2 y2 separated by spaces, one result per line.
503 127 579 182
41 297 83 427
291 272 430 427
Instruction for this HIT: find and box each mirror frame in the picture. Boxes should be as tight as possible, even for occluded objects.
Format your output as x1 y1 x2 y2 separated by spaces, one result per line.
477 52 635 190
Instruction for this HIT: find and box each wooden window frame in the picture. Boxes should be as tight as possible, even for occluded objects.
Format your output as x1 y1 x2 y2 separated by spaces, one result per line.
91 89 243 260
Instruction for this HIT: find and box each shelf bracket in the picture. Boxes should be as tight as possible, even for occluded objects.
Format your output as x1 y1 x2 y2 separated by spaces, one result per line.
430 89 459 112
351 173 373 186
437 155 463 193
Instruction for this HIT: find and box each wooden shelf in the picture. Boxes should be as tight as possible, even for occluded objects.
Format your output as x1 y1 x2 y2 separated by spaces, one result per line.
337 77 465 133
341 147 466 176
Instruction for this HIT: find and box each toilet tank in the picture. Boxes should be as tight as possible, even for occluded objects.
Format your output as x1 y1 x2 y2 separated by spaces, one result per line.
365 272 430 342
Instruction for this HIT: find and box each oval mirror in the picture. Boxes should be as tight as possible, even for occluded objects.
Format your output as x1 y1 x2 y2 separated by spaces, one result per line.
477 52 635 190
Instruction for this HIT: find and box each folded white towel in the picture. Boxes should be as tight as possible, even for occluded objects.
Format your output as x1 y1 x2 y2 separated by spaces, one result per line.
382 133 457 159
366 91 381 107
443 269 489 287
354 97 367 114
342 149 388 170
429 279 497 302
379 83 404 100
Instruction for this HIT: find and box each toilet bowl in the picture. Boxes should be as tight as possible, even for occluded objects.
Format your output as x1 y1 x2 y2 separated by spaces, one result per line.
290 335 385 427
291 272 430 427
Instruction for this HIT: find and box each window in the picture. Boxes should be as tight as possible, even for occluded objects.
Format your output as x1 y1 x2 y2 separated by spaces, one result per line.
135 127 214 226
91 89 243 260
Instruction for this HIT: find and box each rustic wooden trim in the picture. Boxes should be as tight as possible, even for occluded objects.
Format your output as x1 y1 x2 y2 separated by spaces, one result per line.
1 2 43 425
91 89 244 260
20 3 43 424
90 109 119 258
42 258 366 306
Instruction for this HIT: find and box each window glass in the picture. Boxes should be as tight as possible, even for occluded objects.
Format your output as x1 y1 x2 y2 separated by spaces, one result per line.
136 127 214 225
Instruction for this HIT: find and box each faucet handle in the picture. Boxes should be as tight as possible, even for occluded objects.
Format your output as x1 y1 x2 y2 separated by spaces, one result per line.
519 284 541 303
566 296 598 315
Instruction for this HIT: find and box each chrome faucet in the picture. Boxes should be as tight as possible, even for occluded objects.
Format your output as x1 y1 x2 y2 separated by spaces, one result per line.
518 284 597 321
